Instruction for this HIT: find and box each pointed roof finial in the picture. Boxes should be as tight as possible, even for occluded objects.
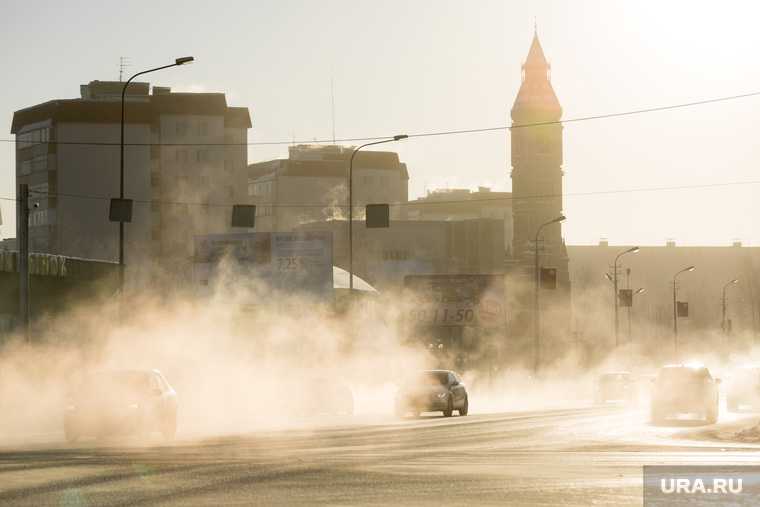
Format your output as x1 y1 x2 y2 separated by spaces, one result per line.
534 17 538 35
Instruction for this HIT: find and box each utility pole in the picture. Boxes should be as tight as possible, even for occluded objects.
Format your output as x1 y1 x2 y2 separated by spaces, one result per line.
722 278 739 336
672 266 695 358
626 268 631 344
17 184 30 342
613 246 639 349
533 215 566 375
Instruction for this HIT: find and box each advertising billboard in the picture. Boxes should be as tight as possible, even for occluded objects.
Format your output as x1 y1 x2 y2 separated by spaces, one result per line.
403 274 506 328
194 231 333 298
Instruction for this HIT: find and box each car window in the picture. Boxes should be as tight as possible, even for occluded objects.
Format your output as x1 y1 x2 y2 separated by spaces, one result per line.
420 372 449 386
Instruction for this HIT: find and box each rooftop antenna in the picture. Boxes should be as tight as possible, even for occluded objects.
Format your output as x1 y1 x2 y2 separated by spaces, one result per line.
330 76 336 144
119 56 130 82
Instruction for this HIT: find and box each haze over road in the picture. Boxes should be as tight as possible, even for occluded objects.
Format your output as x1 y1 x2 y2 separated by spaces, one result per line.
1 406 758 506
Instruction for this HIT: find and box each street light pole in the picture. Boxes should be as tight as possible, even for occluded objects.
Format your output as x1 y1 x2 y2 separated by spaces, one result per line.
119 56 194 289
629 287 645 345
348 135 407 291
672 265 696 356
533 214 566 375
613 246 639 348
722 279 739 335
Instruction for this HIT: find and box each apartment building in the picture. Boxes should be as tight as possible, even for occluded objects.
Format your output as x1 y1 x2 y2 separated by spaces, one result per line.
248 144 409 233
10 80 251 287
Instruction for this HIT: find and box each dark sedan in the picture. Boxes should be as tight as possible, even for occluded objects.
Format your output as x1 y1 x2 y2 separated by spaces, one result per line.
396 370 468 417
64 369 178 442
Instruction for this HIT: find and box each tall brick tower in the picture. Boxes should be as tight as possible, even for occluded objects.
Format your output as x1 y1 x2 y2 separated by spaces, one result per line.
509 31 571 324
508 33 571 354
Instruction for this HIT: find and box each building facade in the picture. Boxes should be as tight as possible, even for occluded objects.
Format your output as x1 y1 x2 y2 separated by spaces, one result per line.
403 186 513 254
10 81 251 287
248 144 409 233
568 242 760 350
506 31 572 343
297 218 505 290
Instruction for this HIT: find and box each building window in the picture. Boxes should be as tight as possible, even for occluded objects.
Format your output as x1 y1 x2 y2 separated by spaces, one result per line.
227 186 234 198
17 127 50 150
176 121 188 136
383 250 409 261
251 180 273 196
176 150 188 162
199 121 208 136
256 205 273 217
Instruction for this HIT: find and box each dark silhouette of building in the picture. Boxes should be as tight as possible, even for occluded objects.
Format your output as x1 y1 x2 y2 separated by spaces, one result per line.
10 81 251 288
510 30 569 287
248 144 408 233
507 30 571 342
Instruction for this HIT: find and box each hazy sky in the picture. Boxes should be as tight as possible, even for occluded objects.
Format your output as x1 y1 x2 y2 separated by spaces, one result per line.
2 0 759 246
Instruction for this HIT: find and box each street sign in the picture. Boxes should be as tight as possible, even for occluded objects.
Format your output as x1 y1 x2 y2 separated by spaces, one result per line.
677 301 689 318
231 205 256 228
109 198 133 223
365 204 390 228
404 274 506 328
618 288 633 308
540 267 557 289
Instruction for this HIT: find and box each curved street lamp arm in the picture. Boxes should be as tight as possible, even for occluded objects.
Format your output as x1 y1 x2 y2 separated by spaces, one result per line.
122 63 180 97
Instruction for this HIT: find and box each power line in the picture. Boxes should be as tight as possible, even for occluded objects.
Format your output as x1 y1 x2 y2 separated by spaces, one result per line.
8 178 760 210
2 90 760 148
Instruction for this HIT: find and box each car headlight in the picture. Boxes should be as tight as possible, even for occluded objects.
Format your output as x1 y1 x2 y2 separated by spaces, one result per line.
436 392 448 399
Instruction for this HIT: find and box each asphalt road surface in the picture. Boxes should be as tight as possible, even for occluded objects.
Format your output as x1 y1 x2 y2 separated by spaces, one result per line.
1 406 759 506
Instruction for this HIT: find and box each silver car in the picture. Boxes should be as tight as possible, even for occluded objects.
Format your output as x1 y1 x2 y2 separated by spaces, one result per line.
396 370 469 417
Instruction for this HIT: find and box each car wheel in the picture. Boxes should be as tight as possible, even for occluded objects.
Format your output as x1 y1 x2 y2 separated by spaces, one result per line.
459 396 468 416
443 397 453 417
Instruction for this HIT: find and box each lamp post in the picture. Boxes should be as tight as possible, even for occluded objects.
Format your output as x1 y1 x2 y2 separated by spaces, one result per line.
118 56 194 288
613 246 639 348
533 214 566 374
722 278 739 335
672 265 695 355
348 135 407 290
628 287 645 345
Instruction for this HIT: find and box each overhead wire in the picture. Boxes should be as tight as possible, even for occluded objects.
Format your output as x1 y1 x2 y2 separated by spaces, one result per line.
2 90 759 147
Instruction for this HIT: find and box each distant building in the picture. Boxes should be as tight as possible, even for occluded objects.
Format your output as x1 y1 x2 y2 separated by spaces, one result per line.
297 218 505 290
509 31 569 286
10 80 251 287
507 31 571 340
403 187 513 253
248 144 409 233
0 238 16 252
568 242 760 346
